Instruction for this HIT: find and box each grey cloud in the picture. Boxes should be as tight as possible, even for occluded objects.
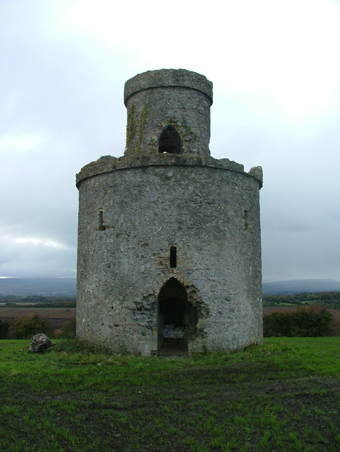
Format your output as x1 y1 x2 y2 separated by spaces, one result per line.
1 1 340 281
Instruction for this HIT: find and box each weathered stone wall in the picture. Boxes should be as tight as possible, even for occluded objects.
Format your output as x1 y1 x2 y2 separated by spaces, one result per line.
76 159 262 355
76 68 263 356
124 69 212 158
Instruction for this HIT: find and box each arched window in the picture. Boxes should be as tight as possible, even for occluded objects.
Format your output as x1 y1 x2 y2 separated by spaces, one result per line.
158 126 181 154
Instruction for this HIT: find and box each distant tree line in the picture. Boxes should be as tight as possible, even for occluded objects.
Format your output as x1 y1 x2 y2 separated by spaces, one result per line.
263 291 340 309
0 314 76 339
0 295 76 308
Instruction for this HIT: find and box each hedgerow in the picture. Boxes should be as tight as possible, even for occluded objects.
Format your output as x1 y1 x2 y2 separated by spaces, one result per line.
264 305 332 337
12 314 53 339
0 318 10 339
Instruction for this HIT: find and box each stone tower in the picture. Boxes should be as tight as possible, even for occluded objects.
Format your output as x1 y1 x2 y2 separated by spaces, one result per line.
76 69 263 356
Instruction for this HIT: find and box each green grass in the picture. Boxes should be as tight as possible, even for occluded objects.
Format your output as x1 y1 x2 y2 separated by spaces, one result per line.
0 338 340 451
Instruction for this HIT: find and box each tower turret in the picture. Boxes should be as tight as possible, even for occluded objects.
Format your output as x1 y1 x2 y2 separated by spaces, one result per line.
124 69 213 157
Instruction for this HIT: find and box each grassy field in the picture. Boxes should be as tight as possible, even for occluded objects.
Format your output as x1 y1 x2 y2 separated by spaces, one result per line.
1 338 340 451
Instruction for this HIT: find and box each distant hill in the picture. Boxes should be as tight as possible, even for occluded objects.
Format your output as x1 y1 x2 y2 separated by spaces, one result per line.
1 277 339 297
263 279 340 295
0 278 76 297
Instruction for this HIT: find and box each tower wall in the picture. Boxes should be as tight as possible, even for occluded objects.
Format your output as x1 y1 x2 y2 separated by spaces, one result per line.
76 157 262 355
76 69 263 356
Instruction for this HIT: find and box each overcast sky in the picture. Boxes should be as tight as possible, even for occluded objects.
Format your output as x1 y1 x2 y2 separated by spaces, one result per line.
1 0 340 282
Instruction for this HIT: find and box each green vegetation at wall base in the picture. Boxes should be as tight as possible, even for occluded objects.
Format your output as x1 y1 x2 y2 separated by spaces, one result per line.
1 338 340 451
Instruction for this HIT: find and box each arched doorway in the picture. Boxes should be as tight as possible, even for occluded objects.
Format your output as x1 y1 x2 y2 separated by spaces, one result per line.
158 278 197 355
158 126 181 154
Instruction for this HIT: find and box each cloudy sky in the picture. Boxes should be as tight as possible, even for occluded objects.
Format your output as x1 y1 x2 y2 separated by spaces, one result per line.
1 0 340 282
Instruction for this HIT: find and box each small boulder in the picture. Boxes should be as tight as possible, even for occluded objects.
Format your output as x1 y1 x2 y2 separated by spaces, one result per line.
29 333 55 353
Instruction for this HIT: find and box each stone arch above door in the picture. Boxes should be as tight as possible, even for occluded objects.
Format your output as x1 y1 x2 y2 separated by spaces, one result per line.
155 271 207 314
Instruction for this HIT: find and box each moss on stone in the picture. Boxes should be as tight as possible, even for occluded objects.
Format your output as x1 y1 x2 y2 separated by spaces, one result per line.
136 102 148 153
126 104 135 149
182 116 197 138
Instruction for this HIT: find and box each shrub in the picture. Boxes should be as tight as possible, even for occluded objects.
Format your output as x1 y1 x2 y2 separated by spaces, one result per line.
263 305 333 337
0 318 10 339
59 318 76 339
291 305 332 337
12 314 53 339
263 312 293 337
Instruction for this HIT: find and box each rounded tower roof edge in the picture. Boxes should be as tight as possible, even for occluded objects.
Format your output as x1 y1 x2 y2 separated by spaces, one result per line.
124 69 213 106
75 155 263 189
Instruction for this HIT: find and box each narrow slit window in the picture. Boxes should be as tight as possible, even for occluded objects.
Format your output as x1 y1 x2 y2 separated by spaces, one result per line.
170 246 177 268
244 210 248 230
98 210 106 231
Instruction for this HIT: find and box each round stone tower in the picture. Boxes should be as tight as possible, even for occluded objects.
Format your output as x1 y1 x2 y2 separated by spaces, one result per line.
124 69 212 158
76 69 263 356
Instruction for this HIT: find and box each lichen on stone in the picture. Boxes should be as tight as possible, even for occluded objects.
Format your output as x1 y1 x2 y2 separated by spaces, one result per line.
126 104 135 149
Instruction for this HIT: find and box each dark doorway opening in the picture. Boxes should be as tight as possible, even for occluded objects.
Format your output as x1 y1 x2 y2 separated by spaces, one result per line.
158 126 181 154
158 278 197 355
